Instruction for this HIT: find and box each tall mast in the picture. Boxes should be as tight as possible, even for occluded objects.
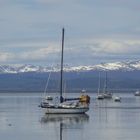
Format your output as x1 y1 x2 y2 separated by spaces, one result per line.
104 71 107 93
98 72 101 95
60 28 64 103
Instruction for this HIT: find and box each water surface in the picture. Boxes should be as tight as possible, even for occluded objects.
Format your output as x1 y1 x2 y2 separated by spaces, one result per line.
0 93 140 140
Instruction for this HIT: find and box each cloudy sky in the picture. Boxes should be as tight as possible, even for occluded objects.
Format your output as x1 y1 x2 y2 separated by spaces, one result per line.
0 0 140 66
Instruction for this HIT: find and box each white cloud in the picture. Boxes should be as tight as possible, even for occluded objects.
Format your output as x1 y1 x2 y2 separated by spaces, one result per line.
0 0 140 65
20 46 60 61
0 43 61 64
79 39 140 55
1 40 59 48
1 37 140 65
0 52 15 62
100 40 140 54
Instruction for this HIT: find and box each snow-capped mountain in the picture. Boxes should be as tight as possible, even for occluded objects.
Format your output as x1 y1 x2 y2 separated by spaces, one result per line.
1 60 140 74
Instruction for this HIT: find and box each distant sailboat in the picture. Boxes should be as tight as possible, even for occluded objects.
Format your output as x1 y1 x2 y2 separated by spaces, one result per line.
40 28 89 114
42 69 53 101
45 96 53 100
113 96 121 102
97 72 104 100
103 72 113 99
134 90 140 96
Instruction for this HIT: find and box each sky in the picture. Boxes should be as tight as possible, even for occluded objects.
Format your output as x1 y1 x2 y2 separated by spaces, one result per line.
0 0 140 66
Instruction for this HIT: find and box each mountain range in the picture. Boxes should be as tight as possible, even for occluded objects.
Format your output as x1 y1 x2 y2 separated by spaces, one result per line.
1 60 140 74
0 60 140 93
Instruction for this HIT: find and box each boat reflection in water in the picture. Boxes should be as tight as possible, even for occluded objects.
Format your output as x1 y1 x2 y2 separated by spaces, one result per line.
40 113 89 124
40 114 89 140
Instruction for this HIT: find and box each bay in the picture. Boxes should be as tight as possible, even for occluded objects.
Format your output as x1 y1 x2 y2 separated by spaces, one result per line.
0 93 140 140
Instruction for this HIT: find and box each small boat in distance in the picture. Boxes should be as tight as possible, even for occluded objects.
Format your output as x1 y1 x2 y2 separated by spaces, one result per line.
97 72 104 100
103 92 112 99
81 89 86 93
40 28 89 114
134 90 140 96
114 96 121 102
45 96 53 100
97 94 104 100
103 72 113 99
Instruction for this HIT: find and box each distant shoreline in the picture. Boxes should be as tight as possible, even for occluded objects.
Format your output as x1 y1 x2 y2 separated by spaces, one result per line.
0 88 136 93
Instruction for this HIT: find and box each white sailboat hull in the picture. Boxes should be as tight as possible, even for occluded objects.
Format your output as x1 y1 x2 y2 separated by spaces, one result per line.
43 107 89 114
103 93 112 99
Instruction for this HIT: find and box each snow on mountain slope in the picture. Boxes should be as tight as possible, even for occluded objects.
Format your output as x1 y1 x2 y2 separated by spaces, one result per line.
0 60 140 73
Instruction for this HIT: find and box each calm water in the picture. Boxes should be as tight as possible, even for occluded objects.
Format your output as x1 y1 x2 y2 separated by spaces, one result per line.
0 93 140 140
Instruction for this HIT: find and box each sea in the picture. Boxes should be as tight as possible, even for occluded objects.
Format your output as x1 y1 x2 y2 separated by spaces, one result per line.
0 92 140 140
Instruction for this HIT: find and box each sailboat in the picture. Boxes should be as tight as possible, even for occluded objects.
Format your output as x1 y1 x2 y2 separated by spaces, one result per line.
97 72 104 100
134 90 140 96
103 72 112 99
113 96 121 102
40 28 89 114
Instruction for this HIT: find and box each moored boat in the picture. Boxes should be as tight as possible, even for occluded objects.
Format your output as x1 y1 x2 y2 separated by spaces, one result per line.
114 96 121 102
134 90 140 96
97 72 104 100
40 28 89 114
45 96 53 100
97 94 104 100
103 72 113 99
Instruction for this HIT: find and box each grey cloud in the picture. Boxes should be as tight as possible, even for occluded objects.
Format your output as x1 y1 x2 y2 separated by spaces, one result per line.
0 0 140 65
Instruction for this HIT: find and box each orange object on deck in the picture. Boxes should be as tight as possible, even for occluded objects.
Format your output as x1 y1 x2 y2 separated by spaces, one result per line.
79 95 90 103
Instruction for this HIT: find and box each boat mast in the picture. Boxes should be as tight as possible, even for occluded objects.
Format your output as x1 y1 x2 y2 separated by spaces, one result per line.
60 28 64 103
98 72 101 95
104 71 107 93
